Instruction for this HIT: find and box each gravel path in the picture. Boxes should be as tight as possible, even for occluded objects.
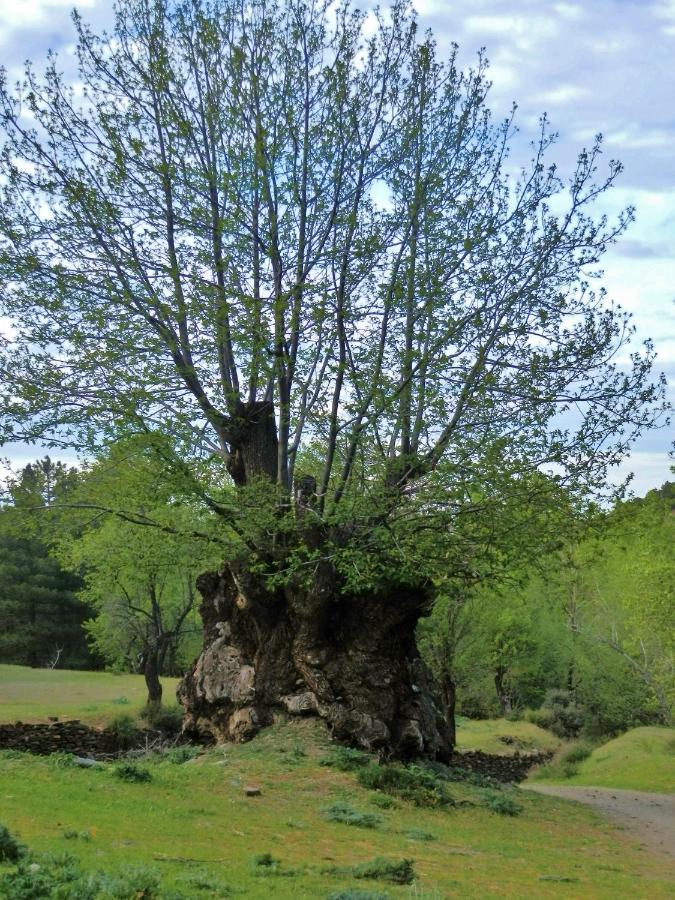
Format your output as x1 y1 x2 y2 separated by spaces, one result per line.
526 784 675 858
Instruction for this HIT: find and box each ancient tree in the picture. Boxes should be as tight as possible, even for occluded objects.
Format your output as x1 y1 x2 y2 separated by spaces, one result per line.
0 0 664 758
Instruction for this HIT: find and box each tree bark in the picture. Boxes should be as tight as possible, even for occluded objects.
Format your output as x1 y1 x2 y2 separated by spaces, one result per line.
142 647 163 710
442 674 457 748
494 665 511 716
178 565 453 760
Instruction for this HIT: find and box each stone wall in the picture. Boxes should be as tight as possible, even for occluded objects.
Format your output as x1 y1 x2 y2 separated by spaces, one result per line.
448 748 552 782
0 721 152 757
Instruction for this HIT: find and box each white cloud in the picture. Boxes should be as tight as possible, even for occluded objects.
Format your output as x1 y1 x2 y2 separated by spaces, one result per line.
0 0 94 29
611 451 673 497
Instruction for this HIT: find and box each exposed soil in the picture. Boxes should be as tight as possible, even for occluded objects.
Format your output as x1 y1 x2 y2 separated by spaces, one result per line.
526 784 675 859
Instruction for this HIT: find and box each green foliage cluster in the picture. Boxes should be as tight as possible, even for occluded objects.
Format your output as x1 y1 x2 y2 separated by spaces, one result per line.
0 853 178 900
355 763 454 809
478 791 523 817
323 858 416 886
0 824 24 863
421 483 674 736
112 762 152 784
323 802 382 829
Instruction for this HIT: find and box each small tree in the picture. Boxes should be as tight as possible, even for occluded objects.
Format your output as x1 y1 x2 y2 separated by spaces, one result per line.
0 0 666 756
57 442 221 707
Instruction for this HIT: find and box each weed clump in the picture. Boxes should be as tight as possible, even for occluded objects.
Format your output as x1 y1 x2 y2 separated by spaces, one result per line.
113 762 153 783
327 891 390 899
0 852 175 900
0 824 24 863
323 802 382 829
142 704 184 737
320 746 371 772
62 830 92 841
48 752 79 770
357 763 454 808
182 870 233 896
404 828 436 842
161 745 199 765
251 852 297 877
480 790 523 816
107 713 139 750
324 857 415 885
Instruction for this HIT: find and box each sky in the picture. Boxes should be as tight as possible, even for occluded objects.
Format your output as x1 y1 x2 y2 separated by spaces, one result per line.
0 0 673 495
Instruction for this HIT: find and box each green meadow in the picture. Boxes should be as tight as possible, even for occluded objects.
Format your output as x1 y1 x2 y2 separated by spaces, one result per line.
0 665 673 898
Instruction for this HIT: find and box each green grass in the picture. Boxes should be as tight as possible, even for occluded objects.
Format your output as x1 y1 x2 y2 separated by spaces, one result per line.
1 668 673 896
1 719 673 898
0 664 179 727
531 727 675 793
455 717 562 755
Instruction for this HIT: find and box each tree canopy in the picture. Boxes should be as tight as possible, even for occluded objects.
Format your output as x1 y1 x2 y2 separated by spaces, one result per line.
0 0 664 527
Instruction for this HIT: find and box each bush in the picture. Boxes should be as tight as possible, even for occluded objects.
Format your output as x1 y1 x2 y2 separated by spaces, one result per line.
0 824 24 863
320 746 371 772
113 762 152 783
0 852 177 900
480 790 523 816
560 742 593 766
161 745 199 765
251 852 297 877
369 794 398 810
356 763 454 808
323 802 382 829
48 752 79 770
539 690 584 738
142 704 184 737
107 714 139 750
324 857 415 886
404 829 436 842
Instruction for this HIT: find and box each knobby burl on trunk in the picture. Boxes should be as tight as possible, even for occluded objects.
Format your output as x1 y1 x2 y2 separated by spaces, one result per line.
178 561 451 760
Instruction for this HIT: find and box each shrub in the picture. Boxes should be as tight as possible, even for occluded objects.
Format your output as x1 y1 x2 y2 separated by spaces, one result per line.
0 824 24 863
0 853 180 900
107 714 139 750
539 690 584 738
161 745 199 765
48 752 79 769
404 829 436 842
251 852 296 877
356 763 454 808
113 762 152 783
325 857 416 886
323 802 382 829
320 746 371 772
182 870 233 896
63 830 92 841
369 794 398 810
560 742 593 766
480 790 523 816
142 704 184 737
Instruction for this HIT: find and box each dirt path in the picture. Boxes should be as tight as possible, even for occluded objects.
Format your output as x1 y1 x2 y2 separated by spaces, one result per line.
526 784 675 858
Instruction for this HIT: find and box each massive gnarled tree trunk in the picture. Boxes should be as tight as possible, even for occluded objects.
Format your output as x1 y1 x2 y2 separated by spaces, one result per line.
178 562 452 760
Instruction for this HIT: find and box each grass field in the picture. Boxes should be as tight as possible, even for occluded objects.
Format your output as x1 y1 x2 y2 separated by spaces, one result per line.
1 666 673 897
1 720 674 898
531 727 675 793
455 717 562 755
0 664 180 727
